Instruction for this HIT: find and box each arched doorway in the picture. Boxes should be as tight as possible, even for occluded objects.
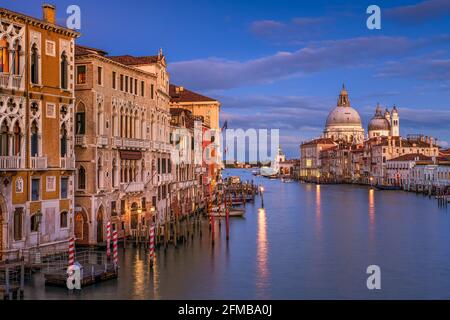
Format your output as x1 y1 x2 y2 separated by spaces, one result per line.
74 209 89 244
97 206 104 243
130 202 138 230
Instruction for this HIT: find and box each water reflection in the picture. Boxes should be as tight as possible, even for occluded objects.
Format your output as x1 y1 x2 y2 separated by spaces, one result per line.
315 185 322 236
256 208 268 298
133 249 145 298
369 189 375 226
152 256 160 300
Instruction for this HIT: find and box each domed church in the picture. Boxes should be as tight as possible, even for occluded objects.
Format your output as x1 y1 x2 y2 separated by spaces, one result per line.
368 103 399 138
323 85 365 144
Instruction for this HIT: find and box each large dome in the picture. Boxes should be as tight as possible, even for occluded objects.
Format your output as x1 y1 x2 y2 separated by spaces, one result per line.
324 85 362 128
325 106 362 127
323 85 365 144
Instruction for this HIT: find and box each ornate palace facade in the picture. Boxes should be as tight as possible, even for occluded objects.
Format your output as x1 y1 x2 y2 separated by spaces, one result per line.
74 46 172 245
0 5 79 259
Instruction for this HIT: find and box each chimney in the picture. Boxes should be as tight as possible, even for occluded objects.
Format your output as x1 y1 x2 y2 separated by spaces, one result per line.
42 4 56 24
430 137 433 147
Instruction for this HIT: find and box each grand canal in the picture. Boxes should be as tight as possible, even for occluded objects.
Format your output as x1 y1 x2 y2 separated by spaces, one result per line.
25 169 450 299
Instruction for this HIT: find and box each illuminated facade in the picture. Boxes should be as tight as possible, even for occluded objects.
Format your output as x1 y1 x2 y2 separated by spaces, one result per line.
74 46 172 244
0 5 78 260
169 85 222 189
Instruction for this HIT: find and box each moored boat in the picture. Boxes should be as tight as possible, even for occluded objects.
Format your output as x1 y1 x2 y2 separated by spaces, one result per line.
375 185 402 191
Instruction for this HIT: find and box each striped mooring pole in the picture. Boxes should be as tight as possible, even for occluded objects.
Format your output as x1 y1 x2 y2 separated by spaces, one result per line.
68 237 75 266
113 229 118 267
106 222 111 258
149 224 155 267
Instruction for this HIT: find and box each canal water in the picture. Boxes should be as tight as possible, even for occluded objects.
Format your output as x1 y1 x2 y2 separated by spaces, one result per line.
25 169 450 299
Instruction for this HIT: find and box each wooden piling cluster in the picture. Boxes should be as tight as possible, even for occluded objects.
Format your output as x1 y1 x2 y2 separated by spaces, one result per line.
128 202 206 252
223 178 258 206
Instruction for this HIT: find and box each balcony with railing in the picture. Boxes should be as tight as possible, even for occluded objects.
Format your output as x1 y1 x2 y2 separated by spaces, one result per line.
97 135 109 147
60 157 76 170
120 182 145 193
0 156 23 170
158 173 172 184
31 156 47 170
0 73 10 87
0 73 23 90
75 135 87 147
113 137 151 150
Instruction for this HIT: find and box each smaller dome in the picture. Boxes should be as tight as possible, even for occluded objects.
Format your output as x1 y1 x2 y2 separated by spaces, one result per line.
369 104 390 131
368 118 390 131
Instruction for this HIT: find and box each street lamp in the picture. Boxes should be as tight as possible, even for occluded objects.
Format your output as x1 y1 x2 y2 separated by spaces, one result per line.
34 209 43 264
370 176 374 188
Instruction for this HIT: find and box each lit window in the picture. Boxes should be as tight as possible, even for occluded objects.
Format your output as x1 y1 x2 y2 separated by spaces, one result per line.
76 65 86 84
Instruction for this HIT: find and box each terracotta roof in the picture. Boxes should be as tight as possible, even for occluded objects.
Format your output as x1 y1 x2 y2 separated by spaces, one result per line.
0 7 79 37
388 153 432 162
169 84 217 103
108 55 160 65
301 138 336 147
374 137 434 148
75 45 108 57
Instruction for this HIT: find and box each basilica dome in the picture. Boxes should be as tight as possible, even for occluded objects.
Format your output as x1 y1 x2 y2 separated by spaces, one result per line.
325 105 362 127
323 85 365 144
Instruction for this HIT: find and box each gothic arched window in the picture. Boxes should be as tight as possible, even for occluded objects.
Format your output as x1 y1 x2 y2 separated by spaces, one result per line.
12 40 21 75
75 102 86 134
60 51 68 89
13 122 21 156
60 123 68 157
31 44 39 84
30 121 39 157
0 38 9 73
78 166 86 190
0 121 9 156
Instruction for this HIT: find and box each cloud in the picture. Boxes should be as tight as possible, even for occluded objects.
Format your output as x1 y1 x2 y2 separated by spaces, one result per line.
170 36 422 91
376 52 450 84
249 17 331 43
386 0 450 23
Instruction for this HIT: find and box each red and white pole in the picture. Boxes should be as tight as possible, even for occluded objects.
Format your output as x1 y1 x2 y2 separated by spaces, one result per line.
113 229 118 267
68 237 75 266
149 225 155 267
106 222 111 257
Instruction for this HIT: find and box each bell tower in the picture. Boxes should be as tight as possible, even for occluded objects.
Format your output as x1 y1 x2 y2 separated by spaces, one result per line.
390 106 399 137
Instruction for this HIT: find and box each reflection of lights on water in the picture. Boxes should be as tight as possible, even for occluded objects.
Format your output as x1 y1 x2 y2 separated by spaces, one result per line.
369 189 375 226
315 185 322 234
257 208 268 297
152 256 160 300
134 251 145 298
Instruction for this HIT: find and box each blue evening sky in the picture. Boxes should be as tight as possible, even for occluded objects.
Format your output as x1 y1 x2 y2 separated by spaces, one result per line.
5 0 450 158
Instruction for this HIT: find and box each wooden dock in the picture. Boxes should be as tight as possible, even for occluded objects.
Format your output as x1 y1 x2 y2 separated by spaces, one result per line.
44 264 118 288
41 250 118 288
